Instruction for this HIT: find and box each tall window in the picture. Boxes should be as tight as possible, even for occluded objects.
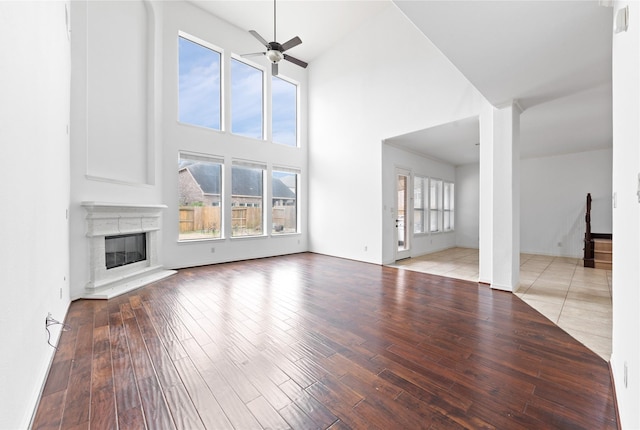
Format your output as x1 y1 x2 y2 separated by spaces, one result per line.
178 35 221 130
443 182 455 231
178 153 223 241
414 176 427 234
231 161 265 237
272 169 298 234
272 76 297 147
231 58 263 139
430 179 443 233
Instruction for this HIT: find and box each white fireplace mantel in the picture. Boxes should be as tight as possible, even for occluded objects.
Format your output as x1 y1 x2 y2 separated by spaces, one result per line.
81 201 176 299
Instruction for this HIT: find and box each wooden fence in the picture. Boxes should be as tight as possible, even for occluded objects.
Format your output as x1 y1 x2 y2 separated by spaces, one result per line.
179 206 221 234
179 206 296 235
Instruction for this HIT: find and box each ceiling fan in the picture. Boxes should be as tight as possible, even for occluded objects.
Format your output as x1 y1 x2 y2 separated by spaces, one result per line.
242 0 308 76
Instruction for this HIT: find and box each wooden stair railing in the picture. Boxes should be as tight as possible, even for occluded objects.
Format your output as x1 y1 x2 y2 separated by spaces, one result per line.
583 193 613 269
584 193 594 267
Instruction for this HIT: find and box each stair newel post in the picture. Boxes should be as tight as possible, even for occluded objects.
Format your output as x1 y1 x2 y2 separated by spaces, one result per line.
584 193 594 267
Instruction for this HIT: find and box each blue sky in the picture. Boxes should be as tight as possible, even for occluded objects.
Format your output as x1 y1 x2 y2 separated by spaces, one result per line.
231 59 263 139
179 35 297 146
178 36 221 129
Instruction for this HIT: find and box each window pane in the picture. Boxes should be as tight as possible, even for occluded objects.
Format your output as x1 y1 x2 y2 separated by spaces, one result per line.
272 171 297 234
232 165 264 236
178 156 222 240
430 179 442 232
414 210 424 234
232 59 263 139
178 36 221 130
430 210 439 232
413 176 425 233
272 77 297 147
443 182 454 231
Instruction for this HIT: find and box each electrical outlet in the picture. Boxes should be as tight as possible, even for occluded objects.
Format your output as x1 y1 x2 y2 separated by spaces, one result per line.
624 362 628 388
364 245 368 252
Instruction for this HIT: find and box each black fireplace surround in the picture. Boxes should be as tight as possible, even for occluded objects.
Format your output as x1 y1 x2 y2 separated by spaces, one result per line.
105 233 146 270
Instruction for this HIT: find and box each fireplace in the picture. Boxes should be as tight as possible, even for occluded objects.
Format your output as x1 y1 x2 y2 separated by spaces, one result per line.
82 202 175 299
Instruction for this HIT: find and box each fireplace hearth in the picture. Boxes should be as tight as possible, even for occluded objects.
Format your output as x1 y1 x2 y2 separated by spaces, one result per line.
82 202 175 299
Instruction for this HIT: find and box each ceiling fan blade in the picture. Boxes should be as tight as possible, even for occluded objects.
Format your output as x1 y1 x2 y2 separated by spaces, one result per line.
283 54 308 68
280 36 302 52
272 62 279 76
249 30 269 47
241 52 266 58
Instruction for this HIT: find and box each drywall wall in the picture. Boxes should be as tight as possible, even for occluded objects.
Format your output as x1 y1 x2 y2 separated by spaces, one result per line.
454 148 613 258
611 1 640 427
69 0 163 299
0 2 71 427
520 148 612 258
160 1 308 269
456 163 480 249
308 3 486 265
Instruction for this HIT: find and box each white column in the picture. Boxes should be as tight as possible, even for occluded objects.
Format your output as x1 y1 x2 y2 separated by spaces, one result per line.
611 1 640 428
491 102 521 291
478 102 494 284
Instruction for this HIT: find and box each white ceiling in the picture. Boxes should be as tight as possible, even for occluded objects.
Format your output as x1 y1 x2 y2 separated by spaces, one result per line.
386 116 480 166
190 0 613 165
189 0 391 63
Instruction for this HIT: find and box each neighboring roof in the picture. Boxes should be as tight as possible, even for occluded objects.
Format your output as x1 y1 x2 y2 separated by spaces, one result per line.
181 162 295 199
273 177 296 199
182 162 220 195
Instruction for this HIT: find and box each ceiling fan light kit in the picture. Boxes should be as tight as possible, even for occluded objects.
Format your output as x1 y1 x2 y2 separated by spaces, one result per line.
266 49 284 63
242 0 308 76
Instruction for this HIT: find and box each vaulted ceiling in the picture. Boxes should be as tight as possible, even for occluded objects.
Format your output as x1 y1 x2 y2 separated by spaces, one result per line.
191 0 613 165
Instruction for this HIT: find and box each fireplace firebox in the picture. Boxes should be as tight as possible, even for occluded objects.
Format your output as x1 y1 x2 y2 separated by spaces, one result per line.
105 233 147 269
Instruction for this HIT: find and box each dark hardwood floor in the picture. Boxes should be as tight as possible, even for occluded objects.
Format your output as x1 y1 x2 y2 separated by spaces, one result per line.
32 253 618 429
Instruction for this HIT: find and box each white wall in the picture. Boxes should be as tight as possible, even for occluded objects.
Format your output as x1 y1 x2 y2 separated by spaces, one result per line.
456 148 613 259
69 1 309 297
308 3 486 265
382 145 457 261
0 2 71 428
521 148 612 258
456 163 480 249
611 1 640 428
69 0 163 298
160 1 308 269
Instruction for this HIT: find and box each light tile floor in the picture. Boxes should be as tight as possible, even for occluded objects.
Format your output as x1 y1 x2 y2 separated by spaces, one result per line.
389 248 612 361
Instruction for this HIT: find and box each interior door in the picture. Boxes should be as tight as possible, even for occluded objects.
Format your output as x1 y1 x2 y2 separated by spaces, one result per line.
395 168 411 261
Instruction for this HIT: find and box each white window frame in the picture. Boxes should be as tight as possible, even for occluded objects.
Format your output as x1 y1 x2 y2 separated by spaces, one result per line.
429 178 443 233
443 181 455 232
413 175 428 234
178 152 225 242
271 166 300 235
231 160 267 238
230 55 266 141
271 74 299 148
177 31 224 132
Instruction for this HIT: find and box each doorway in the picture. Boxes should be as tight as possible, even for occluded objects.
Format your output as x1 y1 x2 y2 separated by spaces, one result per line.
395 168 411 261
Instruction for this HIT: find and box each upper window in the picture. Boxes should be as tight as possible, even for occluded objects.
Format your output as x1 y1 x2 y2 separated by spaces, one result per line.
272 76 297 147
272 169 298 234
231 58 263 140
178 35 221 130
178 153 223 241
413 176 427 234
